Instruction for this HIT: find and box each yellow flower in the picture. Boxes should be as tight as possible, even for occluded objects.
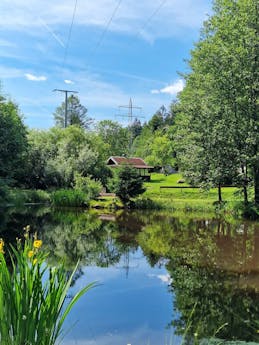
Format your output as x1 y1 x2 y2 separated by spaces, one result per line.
33 240 42 249
0 238 4 254
28 250 34 258
33 258 37 265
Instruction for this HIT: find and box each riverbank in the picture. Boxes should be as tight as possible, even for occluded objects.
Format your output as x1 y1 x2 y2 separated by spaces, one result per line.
3 173 258 219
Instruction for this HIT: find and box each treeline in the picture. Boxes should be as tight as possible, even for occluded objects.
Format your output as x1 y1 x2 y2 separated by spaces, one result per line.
0 91 176 195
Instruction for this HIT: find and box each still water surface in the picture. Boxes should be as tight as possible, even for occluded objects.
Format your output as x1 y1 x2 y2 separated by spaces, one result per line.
1 206 259 344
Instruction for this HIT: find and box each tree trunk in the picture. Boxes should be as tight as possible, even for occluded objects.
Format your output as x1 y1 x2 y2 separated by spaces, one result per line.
218 183 222 203
241 164 248 205
254 164 259 205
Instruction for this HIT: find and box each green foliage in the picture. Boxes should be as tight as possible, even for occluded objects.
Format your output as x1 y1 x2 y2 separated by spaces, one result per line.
133 197 162 210
51 189 88 207
230 201 259 220
110 165 146 204
132 106 175 169
173 0 258 204
53 95 92 129
0 179 10 206
0 235 95 345
0 97 27 182
96 120 130 156
74 174 102 199
23 126 110 189
8 189 50 206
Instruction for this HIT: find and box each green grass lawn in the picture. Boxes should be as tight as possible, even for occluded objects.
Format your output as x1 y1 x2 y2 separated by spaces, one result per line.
141 173 242 211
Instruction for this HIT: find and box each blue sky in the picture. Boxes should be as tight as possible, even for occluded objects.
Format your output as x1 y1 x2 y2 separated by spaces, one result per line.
0 0 212 129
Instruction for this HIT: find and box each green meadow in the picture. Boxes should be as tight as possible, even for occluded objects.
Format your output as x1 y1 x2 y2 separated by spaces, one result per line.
141 173 242 212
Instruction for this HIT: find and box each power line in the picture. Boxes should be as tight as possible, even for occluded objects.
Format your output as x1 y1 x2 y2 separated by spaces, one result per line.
116 98 144 150
89 0 123 58
138 0 167 37
62 0 78 71
53 89 78 128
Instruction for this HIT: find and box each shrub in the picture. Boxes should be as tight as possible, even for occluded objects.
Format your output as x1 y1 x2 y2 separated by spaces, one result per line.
109 165 146 205
0 229 95 345
74 174 102 199
133 197 162 210
0 179 10 206
51 189 88 207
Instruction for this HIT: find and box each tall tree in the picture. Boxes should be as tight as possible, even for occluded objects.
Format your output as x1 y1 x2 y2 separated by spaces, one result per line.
96 120 130 157
53 95 92 129
0 97 27 182
173 0 258 203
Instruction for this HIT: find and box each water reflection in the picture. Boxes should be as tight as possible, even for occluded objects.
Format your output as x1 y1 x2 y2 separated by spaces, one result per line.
1 207 259 343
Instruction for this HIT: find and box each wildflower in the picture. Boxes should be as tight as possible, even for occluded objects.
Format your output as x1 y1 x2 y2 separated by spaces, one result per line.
23 225 30 231
0 238 4 254
28 250 34 258
33 258 37 265
33 240 42 249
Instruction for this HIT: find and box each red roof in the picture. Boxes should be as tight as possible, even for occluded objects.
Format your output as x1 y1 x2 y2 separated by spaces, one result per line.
107 156 153 169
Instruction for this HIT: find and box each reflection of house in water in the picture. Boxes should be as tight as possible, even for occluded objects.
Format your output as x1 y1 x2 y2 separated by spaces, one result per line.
107 156 153 181
99 214 116 221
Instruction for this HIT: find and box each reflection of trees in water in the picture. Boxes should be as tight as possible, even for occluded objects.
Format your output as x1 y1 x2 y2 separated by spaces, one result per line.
39 210 143 275
0 206 51 244
168 262 259 342
3 207 259 341
138 216 259 274
137 215 259 342
40 213 120 270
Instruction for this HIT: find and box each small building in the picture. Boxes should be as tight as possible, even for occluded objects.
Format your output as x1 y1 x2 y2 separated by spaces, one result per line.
107 156 153 181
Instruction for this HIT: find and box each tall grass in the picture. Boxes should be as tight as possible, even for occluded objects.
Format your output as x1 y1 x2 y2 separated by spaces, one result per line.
51 189 89 207
0 228 95 345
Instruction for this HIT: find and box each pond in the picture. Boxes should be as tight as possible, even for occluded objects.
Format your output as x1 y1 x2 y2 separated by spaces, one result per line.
1 206 259 344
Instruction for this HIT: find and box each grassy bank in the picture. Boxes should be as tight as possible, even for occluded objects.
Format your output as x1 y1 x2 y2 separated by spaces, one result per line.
140 173 241 212
89 173 245 214
4 174 258 218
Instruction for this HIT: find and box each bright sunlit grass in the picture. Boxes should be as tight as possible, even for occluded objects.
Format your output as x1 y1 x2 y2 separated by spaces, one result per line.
144 173 240 203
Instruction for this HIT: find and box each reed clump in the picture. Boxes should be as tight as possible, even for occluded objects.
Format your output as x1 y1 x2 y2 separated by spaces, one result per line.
0 225 95 345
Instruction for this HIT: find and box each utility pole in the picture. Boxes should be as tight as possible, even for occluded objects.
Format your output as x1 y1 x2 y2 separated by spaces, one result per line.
53 89 78 128
116 98 144 151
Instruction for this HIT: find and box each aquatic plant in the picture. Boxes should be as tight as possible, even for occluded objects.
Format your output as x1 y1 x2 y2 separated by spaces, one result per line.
51 189 88 207
0 226 95 345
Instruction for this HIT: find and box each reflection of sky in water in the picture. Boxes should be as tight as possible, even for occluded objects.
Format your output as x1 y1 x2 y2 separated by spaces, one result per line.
62 248 181 345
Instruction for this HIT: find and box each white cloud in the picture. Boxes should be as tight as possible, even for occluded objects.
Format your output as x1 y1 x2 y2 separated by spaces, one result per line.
148 273 172 284
24 73 47 81
151 89 160 94
151 79 184 96
0 0 211 42
64 79 74 84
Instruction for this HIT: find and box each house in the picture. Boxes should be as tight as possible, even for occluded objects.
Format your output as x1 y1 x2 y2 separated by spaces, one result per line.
107 156 153 181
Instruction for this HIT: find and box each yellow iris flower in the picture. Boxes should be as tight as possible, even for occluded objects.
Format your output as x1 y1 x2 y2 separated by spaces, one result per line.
0 238 4 254
33 240 42 249
28 250 34 258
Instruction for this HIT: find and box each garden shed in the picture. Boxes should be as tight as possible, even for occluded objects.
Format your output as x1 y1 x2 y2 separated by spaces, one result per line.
107 156 153 181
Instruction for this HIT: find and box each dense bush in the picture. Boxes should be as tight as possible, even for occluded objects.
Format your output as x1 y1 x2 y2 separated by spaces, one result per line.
74 174 102 199
109 165 146 205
